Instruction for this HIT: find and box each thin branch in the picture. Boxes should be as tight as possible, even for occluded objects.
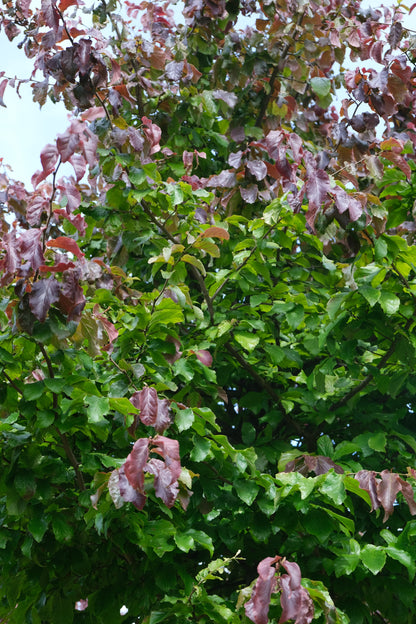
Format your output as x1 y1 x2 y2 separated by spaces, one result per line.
55 427 86 491
140 200 215 320
39 343 86 491
3 371 23 395
225 341 302 435
255 11 305 127
332 318 412 410
210 224 276 304
95 90 113 127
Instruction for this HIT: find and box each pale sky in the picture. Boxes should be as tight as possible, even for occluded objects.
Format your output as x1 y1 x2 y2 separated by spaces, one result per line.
0 2 415 186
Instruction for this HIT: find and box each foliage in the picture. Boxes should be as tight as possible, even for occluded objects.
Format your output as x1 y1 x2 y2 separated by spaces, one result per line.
1 0 416 622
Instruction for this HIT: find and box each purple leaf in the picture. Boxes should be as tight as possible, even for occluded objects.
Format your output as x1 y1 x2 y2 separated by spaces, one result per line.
240 185 258 204
305 169 331 212
165 61 184 81
208 170 237 188
127 126 145 152
279 560 314 624
154 399 171 434
29 276 61 322
27 194 49 226
388 21 403 49
246 160 267 181
303 455 344 476
57 131 80 162
19 229 45 271
145 458 179 507
355 470 381 512
228 151 243 168
41 0 60 32
59 269 85 321
124 438 149 491
0 79 8 108
118 464 147 510
378 470 402 522
213 89 238 108
130 387 159 427
152 435 181 481
398 478 416 516
40 143 59 176
245 556 280 624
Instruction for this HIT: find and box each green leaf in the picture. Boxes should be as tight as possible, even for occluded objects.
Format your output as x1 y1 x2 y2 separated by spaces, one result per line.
234 480 259 505
174 532 195 552
379 291 400 315
181 254 206 276
359 285 380 307
52 515 73 542
385 546 416 580
109 397 139 416
23 381 45 401
190 436 211 461
234 332 259 351
310 76 331 98
360 544 386 575
319 472 346 506
368 432 387 452
175 408 195 432
317 434 334 457
28 517 48 543
86 395 110 424
36 410 55 428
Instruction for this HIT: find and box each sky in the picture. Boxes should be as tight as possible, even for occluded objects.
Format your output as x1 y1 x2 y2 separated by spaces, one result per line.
0 2 416 187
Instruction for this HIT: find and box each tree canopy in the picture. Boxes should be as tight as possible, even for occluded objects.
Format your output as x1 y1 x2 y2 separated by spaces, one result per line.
1 0 416 622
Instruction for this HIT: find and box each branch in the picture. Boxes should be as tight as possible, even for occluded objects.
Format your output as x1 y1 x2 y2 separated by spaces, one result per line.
55 427 86 491
140 200 215 321
210 224 276 304
225 341 302 435
255 11 305 127
332 318 412 410
3 370 23 395
39 343 86 491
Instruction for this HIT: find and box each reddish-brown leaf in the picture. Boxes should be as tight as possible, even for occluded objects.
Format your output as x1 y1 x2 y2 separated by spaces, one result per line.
19 229 45 271
142 116 162 154
152 436 181 481
118 464 147 510
154 399 171 434
29 276 61 322
245 556 280 624
57 131 80 162
398 478 416 516
377 470 402 522
279 560 314 624
27 194 49 226
201 227 230 240
40 143 59 175
46 236 84 259
131 387 159 428
145 458 179 507
355 470 381 511
124 438 149 491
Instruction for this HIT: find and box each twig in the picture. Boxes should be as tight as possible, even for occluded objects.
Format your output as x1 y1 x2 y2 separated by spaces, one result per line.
255 11 305 127
3 371 23 395
39 343 86 491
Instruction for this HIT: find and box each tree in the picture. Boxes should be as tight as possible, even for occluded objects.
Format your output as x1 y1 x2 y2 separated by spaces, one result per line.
1 0 416 622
